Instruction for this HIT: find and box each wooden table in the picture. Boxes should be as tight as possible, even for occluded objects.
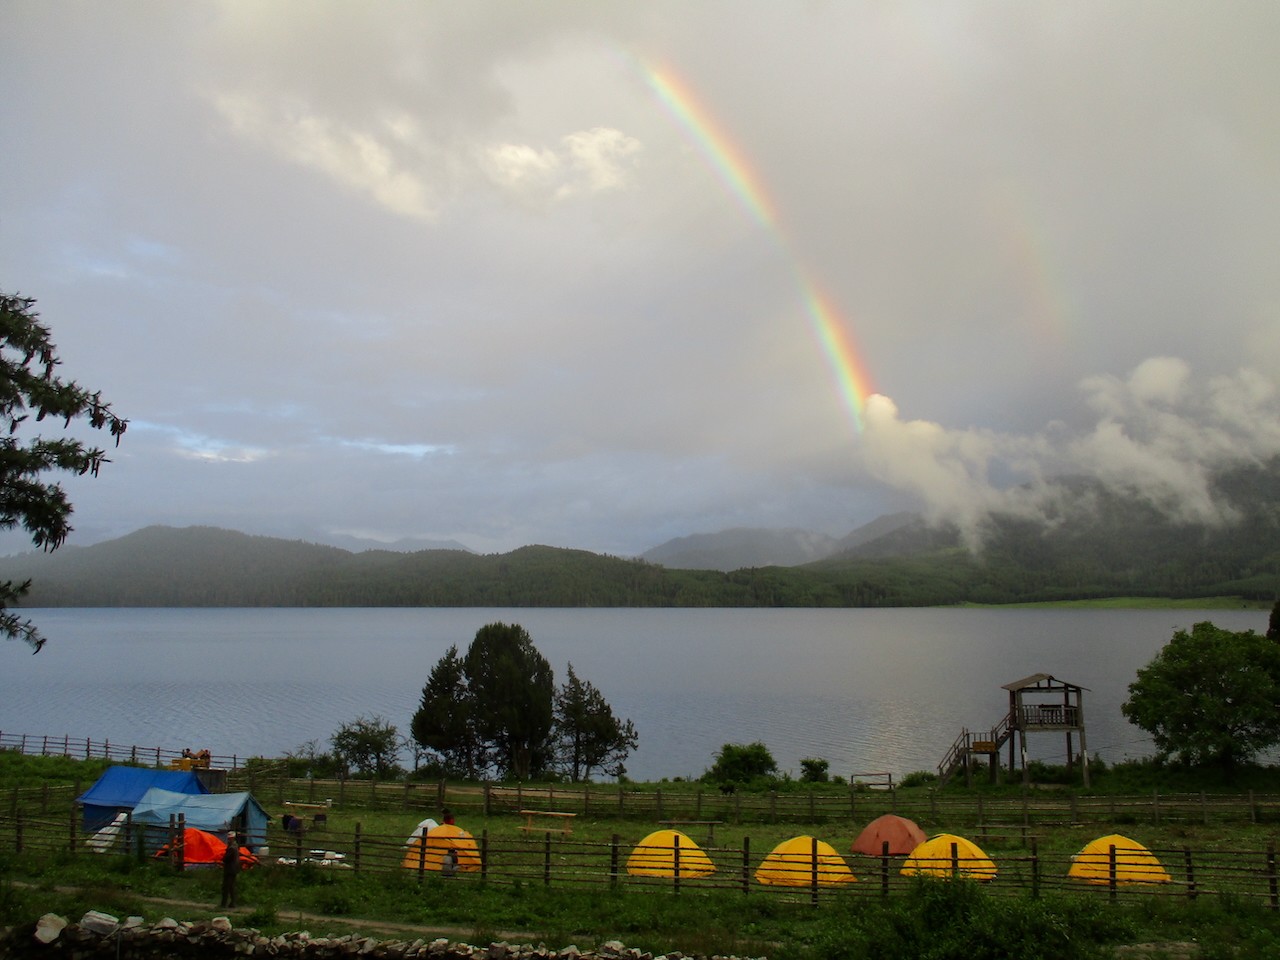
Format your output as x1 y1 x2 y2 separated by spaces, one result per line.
519 810 577 835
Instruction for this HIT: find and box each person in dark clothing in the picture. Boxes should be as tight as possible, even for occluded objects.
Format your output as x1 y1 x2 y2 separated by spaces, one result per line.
220 831 240 909
442 808 455 825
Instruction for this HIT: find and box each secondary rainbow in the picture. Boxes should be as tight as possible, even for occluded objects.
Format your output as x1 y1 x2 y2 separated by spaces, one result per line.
643 63 874 432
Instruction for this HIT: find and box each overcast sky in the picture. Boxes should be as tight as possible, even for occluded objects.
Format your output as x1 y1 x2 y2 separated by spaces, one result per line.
3 1 1279 557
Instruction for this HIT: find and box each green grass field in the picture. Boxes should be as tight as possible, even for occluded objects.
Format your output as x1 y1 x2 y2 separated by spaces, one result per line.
9 754 1280 957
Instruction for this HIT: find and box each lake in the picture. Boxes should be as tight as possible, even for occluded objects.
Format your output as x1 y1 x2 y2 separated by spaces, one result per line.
0 607 1266 783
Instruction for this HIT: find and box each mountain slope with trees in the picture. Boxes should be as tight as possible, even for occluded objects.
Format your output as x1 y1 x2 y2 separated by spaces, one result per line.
1 461 1277 607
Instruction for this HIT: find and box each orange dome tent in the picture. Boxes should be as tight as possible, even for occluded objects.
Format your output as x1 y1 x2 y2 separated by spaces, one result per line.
626 829 716 879
851 814 927 857
401 823 482 873
1068 834 1171 885
901 833 997 881
755 835 857 886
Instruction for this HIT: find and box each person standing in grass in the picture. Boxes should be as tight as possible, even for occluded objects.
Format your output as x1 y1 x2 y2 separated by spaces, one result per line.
220 832 239 909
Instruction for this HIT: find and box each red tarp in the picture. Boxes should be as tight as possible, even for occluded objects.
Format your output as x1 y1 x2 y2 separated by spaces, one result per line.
155 827 257 869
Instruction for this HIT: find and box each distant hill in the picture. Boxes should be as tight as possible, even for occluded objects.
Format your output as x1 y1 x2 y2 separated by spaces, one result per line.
315 532 473 554
641 514 918 571
1 460 1277 607
641 527 839 570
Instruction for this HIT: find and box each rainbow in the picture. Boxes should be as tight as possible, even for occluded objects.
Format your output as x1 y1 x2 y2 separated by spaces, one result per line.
643 63 874 432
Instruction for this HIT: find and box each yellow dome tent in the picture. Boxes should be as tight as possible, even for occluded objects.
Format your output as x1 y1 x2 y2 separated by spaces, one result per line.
1068 834 1171 885
901 833 997 881
401 823 482 873
755 835 857 886
626 829 716 878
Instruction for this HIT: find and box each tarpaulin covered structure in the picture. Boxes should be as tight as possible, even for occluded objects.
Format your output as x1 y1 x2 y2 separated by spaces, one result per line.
1068 834 1171 885
76 766 209 832
626 829 716 879
755 835 857 886
131 787 270 850
401 823 482 873
901 833 997 881
851 814 927 857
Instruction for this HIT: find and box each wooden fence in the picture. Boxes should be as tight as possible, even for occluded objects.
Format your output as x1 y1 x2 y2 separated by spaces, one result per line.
228 771 1280 832
0 730 246 772
8 728 1280 831
5 812 1280 907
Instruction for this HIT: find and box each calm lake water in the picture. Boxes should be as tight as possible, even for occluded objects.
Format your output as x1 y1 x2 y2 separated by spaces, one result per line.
0 607 1267 782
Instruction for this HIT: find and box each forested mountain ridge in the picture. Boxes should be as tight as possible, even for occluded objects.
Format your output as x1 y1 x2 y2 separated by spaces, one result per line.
1 462 1277 607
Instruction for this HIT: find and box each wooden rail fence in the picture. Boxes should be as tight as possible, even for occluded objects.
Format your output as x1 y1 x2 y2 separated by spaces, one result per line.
5 813 1280 907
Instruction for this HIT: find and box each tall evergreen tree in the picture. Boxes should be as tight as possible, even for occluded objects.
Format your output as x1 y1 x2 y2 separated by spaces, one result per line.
462 622 555 779
553 662 639 782
409 645 479 777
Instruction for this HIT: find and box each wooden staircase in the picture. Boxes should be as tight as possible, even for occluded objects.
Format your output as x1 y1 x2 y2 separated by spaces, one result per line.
937 710 1015 786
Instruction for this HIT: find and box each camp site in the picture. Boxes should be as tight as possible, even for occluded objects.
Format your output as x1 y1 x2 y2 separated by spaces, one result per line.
12 739 1280 958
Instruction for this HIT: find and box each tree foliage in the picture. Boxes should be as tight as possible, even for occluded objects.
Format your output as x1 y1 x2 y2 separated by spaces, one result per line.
411 622 637 781
464 622 555 780
554 662 639 782
1 293 126 651
408 644 479 778
704 741 778 786
1121 621 1280 766
330 714 402 779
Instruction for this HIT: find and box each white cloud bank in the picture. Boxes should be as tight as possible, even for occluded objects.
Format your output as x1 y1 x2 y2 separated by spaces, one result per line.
861 358 1280 549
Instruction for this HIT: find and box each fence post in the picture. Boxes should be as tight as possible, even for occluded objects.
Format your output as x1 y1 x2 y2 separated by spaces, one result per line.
1031 837 1039 899
1109 843 1117 902
480 830 489 881
742 836 750 895
881 840 890 898
417 825 427 882
1268 843 1277 910
673 831 681 896
611 834 619 889
950 840 959 879
543 832 552 886
176 813 185 872
1183 847 1196 900
810 835 819 907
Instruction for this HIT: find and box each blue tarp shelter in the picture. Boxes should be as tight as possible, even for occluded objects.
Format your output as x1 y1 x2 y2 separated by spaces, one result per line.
131 787 270 850
76 766 209 832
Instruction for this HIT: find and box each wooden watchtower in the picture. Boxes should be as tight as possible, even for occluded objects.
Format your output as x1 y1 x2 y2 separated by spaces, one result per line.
938 673 1089 787
1002 673 1089 787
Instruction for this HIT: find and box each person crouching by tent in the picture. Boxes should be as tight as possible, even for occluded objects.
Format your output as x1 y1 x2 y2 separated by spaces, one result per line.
221 831 240 909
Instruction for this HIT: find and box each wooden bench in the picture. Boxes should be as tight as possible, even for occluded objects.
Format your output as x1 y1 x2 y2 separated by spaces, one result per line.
519 810 576 835
660 820 724 843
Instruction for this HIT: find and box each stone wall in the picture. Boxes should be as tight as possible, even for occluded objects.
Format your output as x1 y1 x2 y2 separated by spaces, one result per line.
2 911 763 960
